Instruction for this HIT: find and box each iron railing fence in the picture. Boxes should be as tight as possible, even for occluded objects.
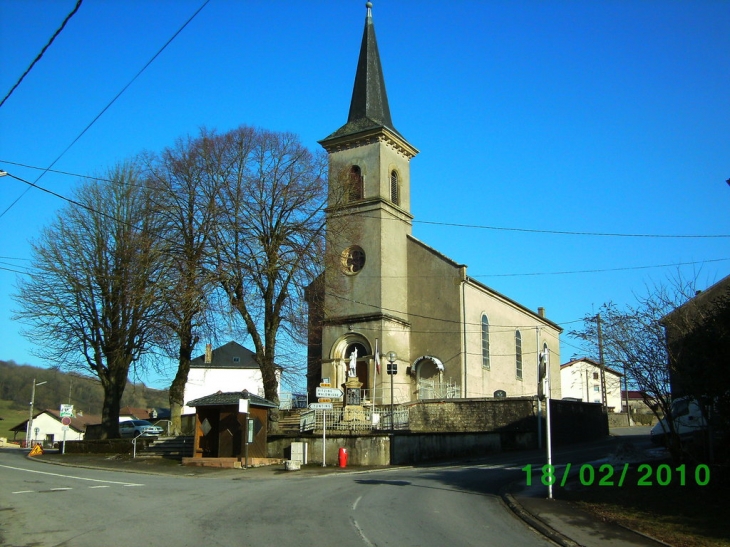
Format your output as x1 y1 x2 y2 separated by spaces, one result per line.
300 406 409 432
417 379 460 400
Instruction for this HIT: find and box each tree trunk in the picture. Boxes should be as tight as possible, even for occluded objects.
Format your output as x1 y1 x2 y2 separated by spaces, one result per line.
99 379 125 439
259 356 281 432
169 334 194 435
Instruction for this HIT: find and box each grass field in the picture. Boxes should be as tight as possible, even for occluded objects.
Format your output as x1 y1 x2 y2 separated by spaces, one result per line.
560 461 730 547
0 399 31 443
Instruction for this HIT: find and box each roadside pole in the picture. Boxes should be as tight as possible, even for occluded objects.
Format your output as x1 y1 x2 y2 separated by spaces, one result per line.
239 398 250 469
313 388 340 467
60 404 74 456
536 328 542 449
322 411 326 467
545 350 553 500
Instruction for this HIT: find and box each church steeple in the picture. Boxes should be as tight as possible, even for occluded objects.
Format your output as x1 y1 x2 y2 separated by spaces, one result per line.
321 2 414 150
347 2 393 132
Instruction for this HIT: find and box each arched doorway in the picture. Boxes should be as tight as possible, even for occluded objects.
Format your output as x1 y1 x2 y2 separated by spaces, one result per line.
413 355 445 399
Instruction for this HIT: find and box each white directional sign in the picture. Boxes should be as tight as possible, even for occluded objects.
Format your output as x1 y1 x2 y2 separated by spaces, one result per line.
315 387 343 398
309 403 333 410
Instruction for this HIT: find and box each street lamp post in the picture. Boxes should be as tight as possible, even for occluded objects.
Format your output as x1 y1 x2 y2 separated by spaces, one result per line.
386 351 397 431
25 379 47 449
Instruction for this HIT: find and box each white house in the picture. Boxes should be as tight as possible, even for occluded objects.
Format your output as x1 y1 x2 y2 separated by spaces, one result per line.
560 358 623 412
11 408 100 447
182 341 281 415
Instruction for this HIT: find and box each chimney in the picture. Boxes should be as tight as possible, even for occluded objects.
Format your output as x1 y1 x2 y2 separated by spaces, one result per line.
538 307 546 318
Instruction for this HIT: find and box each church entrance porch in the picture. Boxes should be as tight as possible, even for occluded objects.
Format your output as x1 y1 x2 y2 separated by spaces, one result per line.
412 355 460 400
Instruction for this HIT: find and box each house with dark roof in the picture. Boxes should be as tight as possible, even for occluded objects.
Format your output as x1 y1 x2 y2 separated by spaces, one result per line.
182 341 281 415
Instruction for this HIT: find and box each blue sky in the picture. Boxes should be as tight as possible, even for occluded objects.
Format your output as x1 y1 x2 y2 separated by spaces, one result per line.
1 1 729 390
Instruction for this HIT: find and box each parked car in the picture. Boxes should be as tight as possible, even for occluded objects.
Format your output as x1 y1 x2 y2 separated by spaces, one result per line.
119 420 164 438
650 397 706 445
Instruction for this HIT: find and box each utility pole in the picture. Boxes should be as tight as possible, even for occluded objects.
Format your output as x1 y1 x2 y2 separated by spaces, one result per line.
25 379 47 448
597 314 608 408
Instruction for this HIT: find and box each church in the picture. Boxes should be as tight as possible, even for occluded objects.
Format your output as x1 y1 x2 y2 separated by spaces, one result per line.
306 3 562 406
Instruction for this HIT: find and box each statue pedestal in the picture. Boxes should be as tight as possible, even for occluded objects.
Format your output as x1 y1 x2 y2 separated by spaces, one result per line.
342 376 367 423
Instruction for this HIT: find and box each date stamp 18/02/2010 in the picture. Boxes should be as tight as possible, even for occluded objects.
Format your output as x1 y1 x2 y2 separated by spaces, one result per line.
521 463 710 488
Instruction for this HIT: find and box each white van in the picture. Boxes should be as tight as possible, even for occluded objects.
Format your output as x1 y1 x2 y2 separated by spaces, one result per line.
650 396 707 445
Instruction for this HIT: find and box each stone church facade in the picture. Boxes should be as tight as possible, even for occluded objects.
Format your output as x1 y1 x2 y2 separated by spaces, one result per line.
306 4 562 406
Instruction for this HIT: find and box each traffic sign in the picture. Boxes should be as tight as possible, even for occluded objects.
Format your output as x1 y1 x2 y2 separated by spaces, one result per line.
60 404 73 418
309 403 333 410
316 387 343 398
61 417 72 426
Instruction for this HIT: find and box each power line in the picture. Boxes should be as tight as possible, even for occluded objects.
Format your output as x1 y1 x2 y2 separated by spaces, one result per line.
1 172 184 250
412 218 730 239
2 172 141 230
474 257 730 277
0 160 119 184
0 0 84 109
5 159 730 243
0 265 28 275
4 160 730 241
4 170 725 286
0 0 211 221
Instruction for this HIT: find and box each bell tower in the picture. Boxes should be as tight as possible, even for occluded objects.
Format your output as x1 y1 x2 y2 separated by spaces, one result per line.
317 2 418 401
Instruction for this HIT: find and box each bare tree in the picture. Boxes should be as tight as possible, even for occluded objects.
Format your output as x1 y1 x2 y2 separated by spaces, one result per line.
571 276 700 460
145 132 223 435
210 126 328 430
13 162 167 438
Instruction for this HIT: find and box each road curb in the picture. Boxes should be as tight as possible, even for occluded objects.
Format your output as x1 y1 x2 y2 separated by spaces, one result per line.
500 486 581 547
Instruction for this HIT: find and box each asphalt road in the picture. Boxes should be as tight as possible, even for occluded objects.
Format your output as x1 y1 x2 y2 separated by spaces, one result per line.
0 431 652 547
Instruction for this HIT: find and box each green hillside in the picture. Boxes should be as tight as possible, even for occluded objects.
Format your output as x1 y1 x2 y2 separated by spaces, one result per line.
0 360 169 442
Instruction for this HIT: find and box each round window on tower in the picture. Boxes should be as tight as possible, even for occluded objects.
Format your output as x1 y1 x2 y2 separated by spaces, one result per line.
341 246 366 275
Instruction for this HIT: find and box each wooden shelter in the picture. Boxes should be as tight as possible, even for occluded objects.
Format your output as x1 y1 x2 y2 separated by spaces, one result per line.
186 390 277 465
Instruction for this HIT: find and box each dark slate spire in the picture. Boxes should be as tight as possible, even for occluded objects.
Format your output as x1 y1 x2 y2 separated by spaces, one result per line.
347 1 393 128
321 2 412 147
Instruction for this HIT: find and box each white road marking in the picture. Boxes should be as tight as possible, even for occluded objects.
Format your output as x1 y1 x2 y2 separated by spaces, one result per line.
12 490 34 494
88 485 111 489
50 487 73 491
0 463 144 487
352 495 362 510
350 517 375 547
